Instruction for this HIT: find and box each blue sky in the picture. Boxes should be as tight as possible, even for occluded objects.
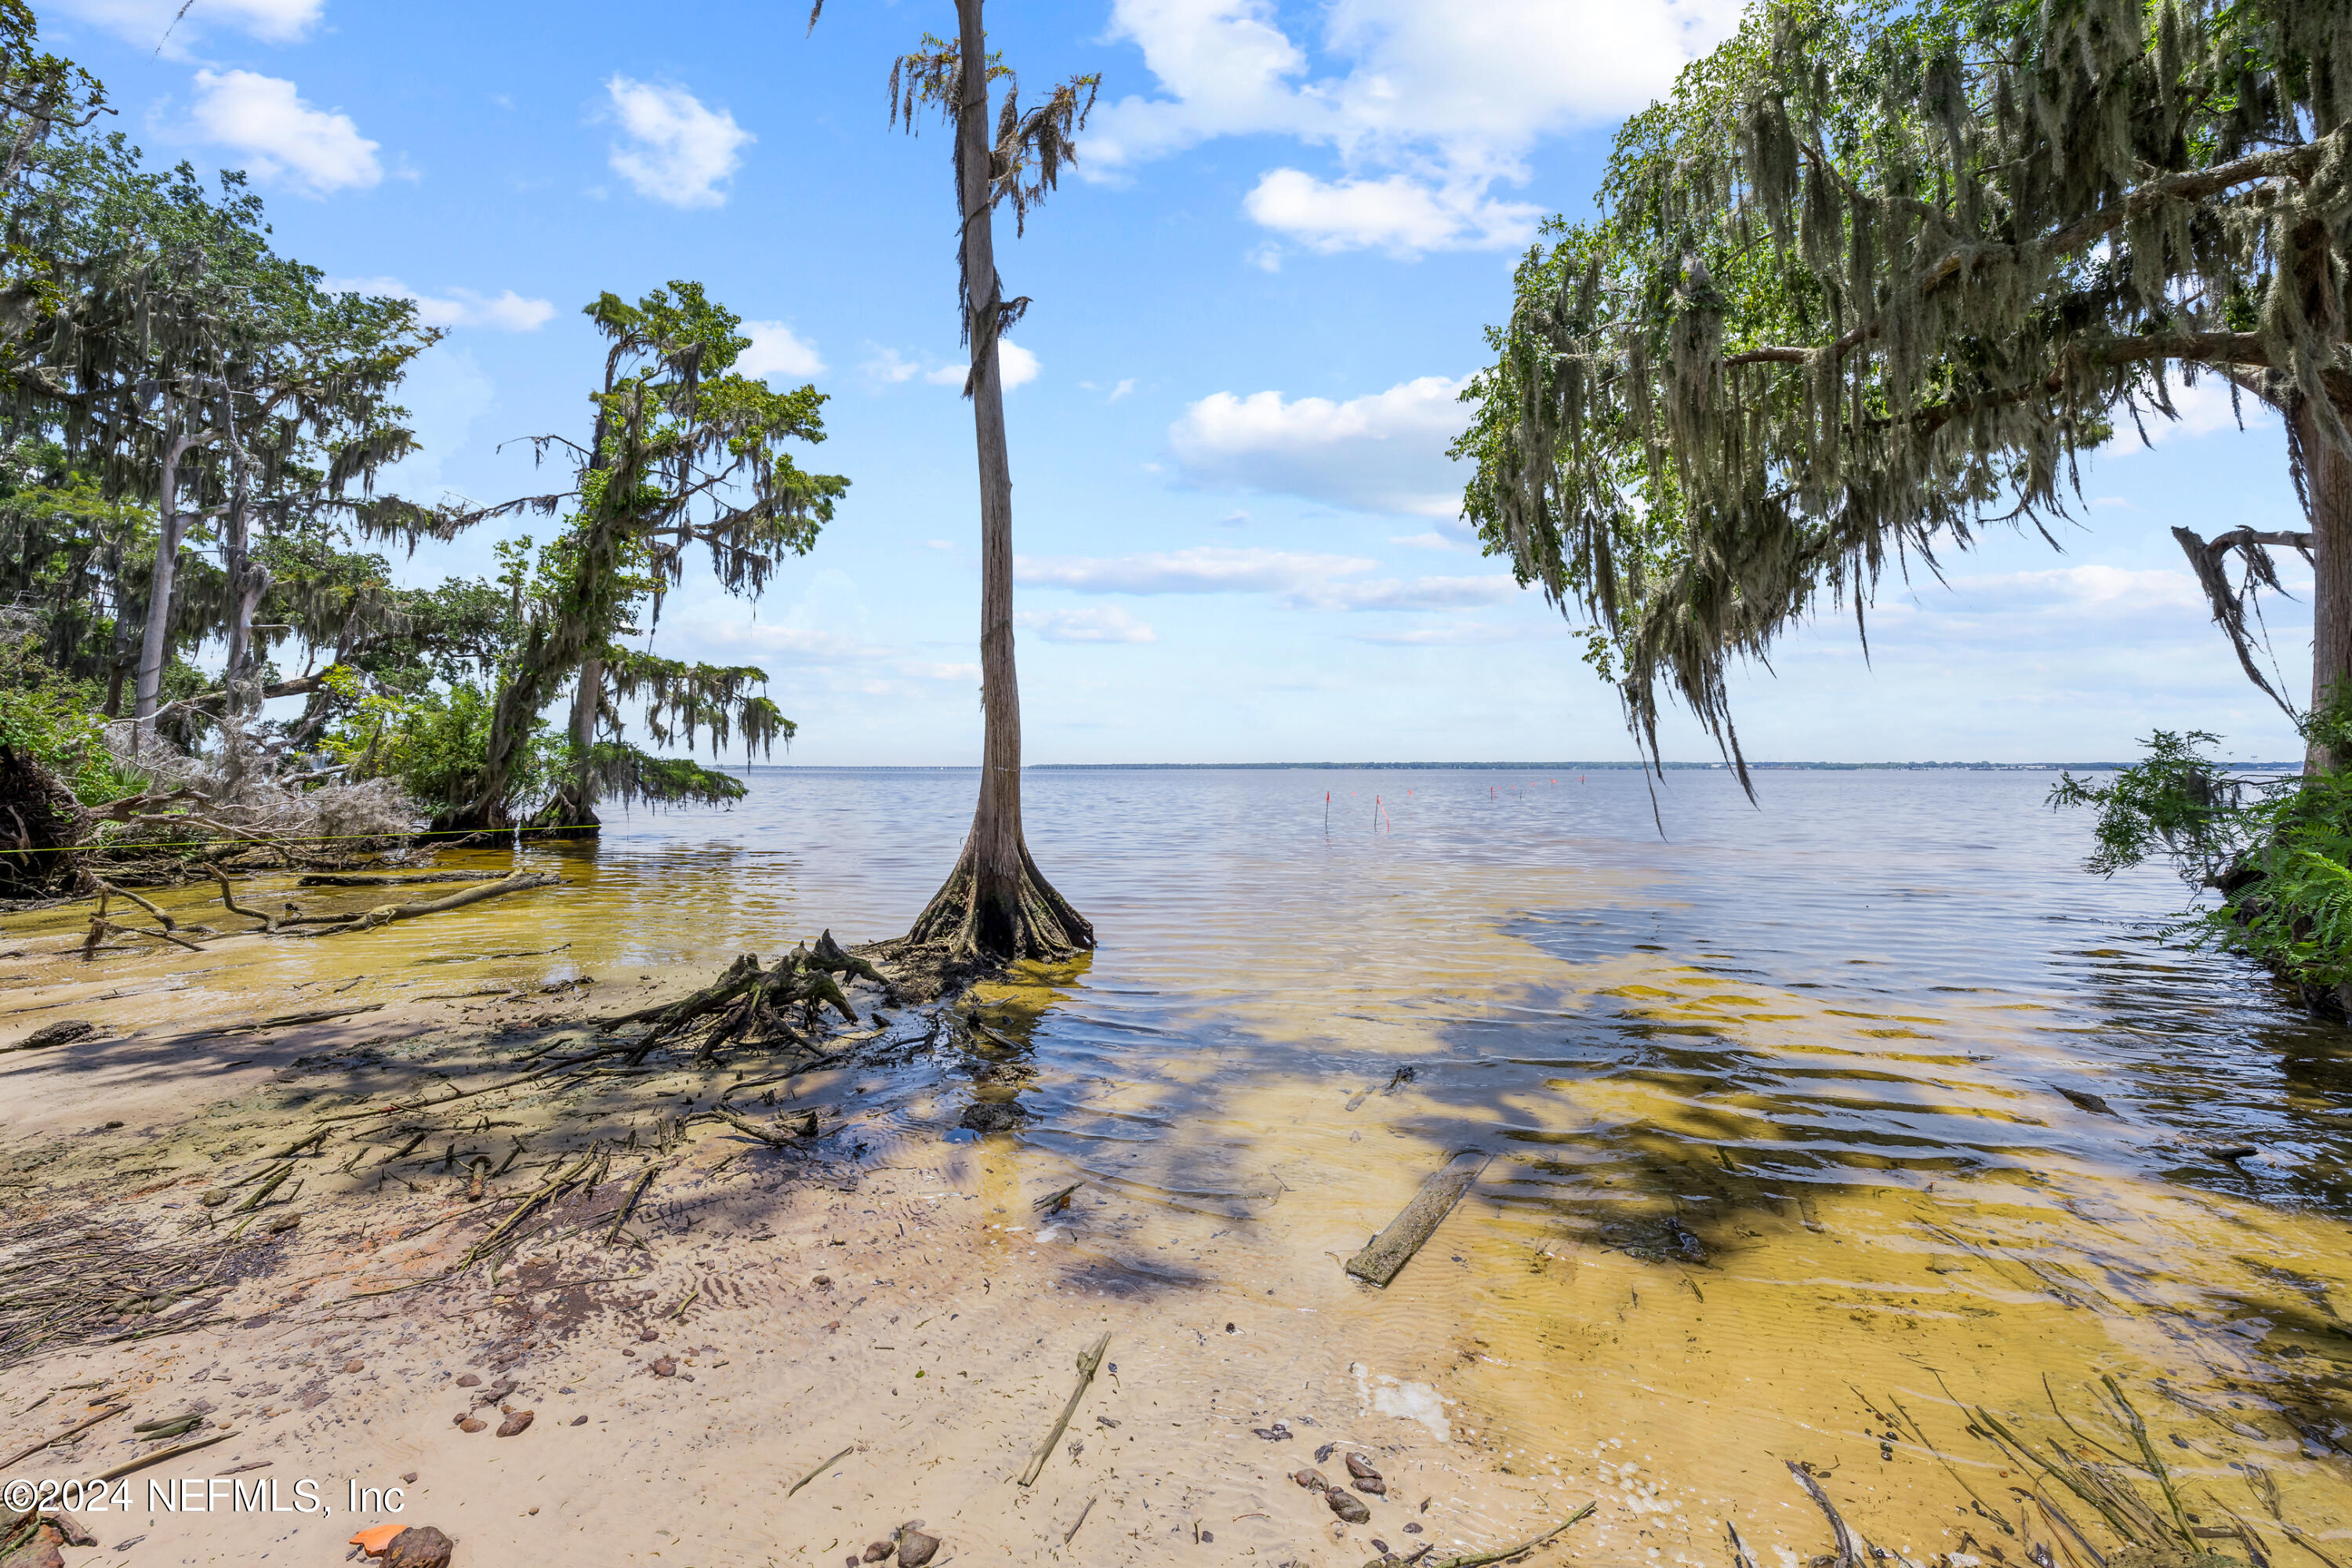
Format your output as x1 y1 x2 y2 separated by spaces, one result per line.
48 0 2315 766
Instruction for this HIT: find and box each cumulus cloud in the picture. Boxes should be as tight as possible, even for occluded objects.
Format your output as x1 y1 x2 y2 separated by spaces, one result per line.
1016 545 1519 615
1018 545 1377 595
68 0 318 51
1170 374 1469 517
191 71 381 197
739 321 825 379
1018 606 1160 644
1244 169 1541 252
1087 0 1744 255
328 277 555 332
924 339 1040 390
2106 375 2278 453
605 77 752 209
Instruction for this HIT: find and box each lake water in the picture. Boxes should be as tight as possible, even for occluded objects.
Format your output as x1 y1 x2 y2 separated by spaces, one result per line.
20 764 2352 1559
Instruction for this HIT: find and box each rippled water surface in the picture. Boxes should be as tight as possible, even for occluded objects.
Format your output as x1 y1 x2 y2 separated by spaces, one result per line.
20 764 2352 1557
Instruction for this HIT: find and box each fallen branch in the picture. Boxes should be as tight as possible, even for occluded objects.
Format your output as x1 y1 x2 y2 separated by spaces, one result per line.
278 871 561 936
298 871 506 888
91 880 176 930
604 1164 659 1247
1416 1504 1595 1568
1018 1330 1109 1487
205 866 277 933
788 1445 854 1497
0 1404 127 1468
93 1427 237 1482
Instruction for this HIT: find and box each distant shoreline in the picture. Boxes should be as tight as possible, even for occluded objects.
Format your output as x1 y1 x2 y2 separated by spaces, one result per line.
714 759 2299 773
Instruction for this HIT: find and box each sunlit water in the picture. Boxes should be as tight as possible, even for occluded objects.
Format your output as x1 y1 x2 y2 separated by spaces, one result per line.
14 765 2352 1559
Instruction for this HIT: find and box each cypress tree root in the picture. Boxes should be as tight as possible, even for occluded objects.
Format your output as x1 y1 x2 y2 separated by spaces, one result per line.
895 839 1093 978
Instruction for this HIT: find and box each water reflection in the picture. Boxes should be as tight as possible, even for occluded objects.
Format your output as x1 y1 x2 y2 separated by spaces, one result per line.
16 766 2352 1545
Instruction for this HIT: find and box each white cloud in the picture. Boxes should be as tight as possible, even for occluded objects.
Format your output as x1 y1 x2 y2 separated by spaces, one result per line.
1244 169 1540 252
924 339 1040 390
2107 376 2277 453
1109 378 1137 402
68 0 318 51
1014 545 1514 615
605 77 752 209
1940 565 2209 615
1170 374 1469 517
923 539 954 551
1018 545 1377 595
739 321 825 379
1018 607 1160 644
327 278 555 332
861 347 924 387
190 71 381 197
1390 531 1462 549
1087 0 1745 256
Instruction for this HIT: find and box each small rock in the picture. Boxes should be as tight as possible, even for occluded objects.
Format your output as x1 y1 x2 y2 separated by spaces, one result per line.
1373 1541 1391 1555
1353 1476 1388 1496
497 1410 534 1437
401 1472 418 1486
622 1349 636 1359
1095 1415 1120 1428
639 1327 659 1341
1200 1530 1214 1544
381 1524 456 1568
1225 1322 1237 1334
863 1541 895 1563
456 1418 485 1433
813 1275 833 1288
1315 1442 1336 1463
1252 1421 1293 1440
896 1528 941 1568
652 1356 677 1377
1403 1523 1423 1534
1327 1489 1371 1524
528 1507 539 1515
345 1359 365 1374
1291 1468 1329 1492
455 1374 480 1388
570 1415 588 1426
1345 1454 1381 1481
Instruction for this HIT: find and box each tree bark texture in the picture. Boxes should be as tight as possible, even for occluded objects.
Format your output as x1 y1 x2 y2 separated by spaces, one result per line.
2306 397 2352 771
131 433 195 749
902 0 1092 965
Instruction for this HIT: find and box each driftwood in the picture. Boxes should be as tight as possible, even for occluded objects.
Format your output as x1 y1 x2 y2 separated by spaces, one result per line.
1018 1330 1109 1487
93 1427 237 1481
297 870 506 887
278 870 561 935
1407 1504 1595 1568
0 1403 126 1468
615 935 879 1062
1345 1152 1490 1287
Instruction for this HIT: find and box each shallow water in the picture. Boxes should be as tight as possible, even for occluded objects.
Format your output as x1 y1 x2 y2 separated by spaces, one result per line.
15 765 2352 1561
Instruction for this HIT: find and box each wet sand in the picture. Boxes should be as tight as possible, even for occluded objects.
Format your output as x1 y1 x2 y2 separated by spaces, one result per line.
10 767 2352 1568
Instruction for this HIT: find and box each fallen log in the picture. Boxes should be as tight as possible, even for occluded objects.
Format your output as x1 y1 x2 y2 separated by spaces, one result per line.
279 870 561 935
1344 1151 1490 1287
297 871 506 888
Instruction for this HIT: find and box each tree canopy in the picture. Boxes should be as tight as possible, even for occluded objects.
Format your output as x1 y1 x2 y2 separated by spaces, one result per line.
1456 0 2352 782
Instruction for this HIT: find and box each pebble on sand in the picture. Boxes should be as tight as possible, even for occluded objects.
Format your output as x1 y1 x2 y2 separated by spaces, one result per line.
862 1541 894 1562
455 1374 480 1387
896 1527 940 1568
456 1418 485 1434
496 1410 534 1437
1327 1489 1371 1524
652 1356 677 1377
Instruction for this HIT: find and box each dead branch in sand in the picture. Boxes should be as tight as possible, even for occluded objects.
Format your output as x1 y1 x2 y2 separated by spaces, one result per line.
1018 1330 1109 1487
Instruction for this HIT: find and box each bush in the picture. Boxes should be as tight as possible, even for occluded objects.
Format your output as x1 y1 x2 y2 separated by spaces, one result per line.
2053 700 2352 1001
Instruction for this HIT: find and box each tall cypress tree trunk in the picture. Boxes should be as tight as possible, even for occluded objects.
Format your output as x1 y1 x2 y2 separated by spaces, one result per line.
902 0 1093 965
533 656 604 837
2306 400 2352 772
131 434 195 751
